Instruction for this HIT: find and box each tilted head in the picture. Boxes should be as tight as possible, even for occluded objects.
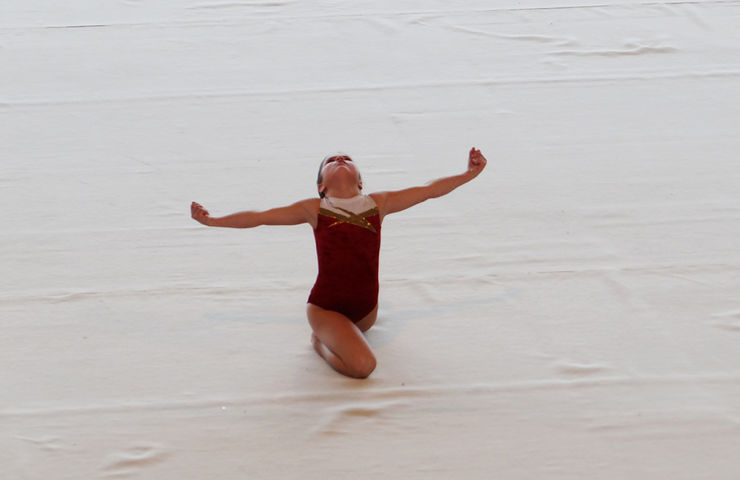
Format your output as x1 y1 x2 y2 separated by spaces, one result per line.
316 153 362 198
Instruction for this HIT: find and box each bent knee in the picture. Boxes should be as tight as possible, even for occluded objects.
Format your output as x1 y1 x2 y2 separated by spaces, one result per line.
348 353 377 379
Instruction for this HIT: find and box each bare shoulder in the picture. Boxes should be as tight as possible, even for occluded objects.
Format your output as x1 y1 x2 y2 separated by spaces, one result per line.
369 192 390 220
297 197 321 209
296 197 321 227
369 192 389 207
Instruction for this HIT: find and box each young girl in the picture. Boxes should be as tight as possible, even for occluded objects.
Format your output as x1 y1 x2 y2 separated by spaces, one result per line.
191 148 487 378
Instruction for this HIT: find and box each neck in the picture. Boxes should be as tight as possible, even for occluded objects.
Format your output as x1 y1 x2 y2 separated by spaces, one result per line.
326 185 362 199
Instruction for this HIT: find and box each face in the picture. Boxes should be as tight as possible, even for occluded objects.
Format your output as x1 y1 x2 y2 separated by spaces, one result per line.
318 155 362 197
322 155 356 172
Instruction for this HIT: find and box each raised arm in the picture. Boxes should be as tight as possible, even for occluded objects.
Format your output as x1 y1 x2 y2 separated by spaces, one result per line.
371 147 487 219
191 198 319 229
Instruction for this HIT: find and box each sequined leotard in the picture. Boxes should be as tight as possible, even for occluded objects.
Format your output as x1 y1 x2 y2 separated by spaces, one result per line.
307 194 381 322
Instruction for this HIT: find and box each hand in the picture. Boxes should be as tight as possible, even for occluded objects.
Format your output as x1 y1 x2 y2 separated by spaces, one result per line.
191 201 212 226
467 147 487 178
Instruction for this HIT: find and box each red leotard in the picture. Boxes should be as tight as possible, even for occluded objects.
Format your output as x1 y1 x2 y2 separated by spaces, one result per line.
307 194 381 322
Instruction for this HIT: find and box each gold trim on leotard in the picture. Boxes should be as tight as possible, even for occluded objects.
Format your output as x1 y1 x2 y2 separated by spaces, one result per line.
319 207 379 233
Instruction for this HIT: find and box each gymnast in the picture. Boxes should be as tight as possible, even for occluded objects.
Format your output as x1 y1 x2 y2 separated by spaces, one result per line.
191 148 487 378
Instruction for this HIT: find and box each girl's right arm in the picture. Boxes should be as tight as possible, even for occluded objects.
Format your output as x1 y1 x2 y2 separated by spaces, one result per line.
191 198 319 229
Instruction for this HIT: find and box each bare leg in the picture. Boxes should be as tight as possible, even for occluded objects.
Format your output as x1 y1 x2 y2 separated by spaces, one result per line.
307 303 377 378
354 304 378 333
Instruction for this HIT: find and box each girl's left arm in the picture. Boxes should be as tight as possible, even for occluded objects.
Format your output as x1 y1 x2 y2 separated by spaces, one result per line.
372 147 487 219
